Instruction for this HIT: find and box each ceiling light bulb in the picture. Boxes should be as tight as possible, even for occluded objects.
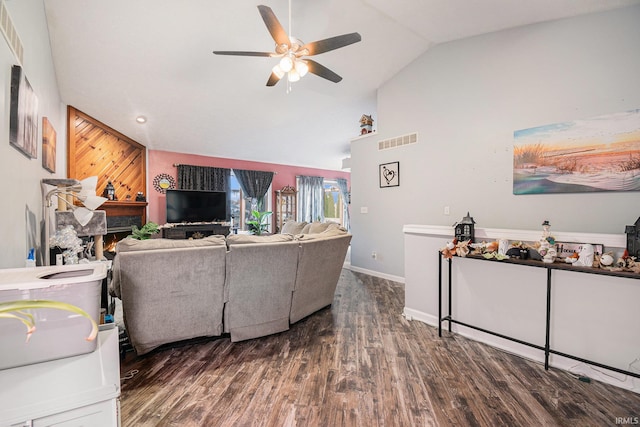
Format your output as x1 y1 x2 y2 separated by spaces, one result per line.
279 56 293 72
272 64 285 79
288 69 300 82
295 60 308 77
136 116 147 124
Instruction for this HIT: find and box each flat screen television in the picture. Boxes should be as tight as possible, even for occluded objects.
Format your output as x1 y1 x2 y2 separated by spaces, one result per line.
166 189 227 223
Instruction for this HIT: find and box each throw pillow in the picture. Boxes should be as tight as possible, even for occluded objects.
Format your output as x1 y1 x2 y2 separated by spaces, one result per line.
295 225 348 240
281 220 307 235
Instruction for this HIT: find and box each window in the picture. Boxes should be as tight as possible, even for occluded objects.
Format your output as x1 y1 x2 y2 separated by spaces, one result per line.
229 173 272 232
323 180 344 225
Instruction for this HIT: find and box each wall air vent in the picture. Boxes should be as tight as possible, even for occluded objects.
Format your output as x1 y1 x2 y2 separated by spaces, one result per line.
378 132 418 151
0 0 24 65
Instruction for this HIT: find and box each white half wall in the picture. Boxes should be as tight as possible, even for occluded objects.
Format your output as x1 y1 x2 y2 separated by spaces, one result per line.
0 0 65 268
350 5 640 278
404 225 639 393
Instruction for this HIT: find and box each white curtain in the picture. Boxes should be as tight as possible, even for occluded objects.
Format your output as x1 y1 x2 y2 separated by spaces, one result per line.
297 175 324 223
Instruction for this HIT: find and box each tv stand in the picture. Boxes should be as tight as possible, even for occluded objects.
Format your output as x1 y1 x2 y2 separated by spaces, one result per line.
162 223 230 239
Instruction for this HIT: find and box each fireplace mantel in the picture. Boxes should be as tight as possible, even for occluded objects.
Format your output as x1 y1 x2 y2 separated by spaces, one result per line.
101 201 147 233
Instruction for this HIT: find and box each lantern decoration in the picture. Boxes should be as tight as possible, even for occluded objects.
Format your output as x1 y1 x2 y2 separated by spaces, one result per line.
454 212 475 243
102 181 116 201
625 217 640 259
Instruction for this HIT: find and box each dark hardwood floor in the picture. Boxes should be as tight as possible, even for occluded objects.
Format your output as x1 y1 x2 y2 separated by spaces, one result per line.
119 270 640 426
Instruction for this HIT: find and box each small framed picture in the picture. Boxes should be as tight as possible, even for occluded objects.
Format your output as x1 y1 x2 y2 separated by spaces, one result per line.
42 117 56 173
379 161 399 188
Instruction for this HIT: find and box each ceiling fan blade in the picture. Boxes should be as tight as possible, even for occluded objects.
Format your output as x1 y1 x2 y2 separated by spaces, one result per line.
266 72 282 87
257 5 289 47
306 60 342 83
213 51 274 57
302 32 362 56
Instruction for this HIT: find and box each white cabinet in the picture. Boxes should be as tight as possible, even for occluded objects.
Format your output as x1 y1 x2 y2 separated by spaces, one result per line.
0 327 120 427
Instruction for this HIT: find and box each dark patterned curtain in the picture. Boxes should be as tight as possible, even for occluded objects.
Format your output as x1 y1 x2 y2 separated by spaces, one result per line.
177 165 230 191
232 169 274 211
177 165 231 218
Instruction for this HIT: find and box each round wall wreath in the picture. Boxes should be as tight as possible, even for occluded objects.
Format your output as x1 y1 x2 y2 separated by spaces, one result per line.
153 173 176 194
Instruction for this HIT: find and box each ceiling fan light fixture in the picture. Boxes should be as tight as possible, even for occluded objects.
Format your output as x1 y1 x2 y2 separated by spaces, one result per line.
295 60 308 77
279 55 293 72
272 64 285 79
288 68 301 82
213 5 361 88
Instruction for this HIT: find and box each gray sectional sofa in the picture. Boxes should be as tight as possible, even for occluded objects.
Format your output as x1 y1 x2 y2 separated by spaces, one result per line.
111 222 351 355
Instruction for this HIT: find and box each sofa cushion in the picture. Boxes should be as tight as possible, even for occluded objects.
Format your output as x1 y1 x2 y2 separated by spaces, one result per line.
116 235 226 252
301 221 341 234
295 224 347 240
281 220 307 235
226 233 294 246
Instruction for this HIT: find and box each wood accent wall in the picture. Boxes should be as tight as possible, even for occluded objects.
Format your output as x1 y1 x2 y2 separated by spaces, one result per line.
67 106 146 201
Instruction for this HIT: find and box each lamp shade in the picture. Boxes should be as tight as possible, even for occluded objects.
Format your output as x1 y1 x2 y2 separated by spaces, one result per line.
81 195 107 210
279 56 293 72
77 176 99 198
272 64 285 79
288 69 301 82
72 207 94 227
295 60 308 77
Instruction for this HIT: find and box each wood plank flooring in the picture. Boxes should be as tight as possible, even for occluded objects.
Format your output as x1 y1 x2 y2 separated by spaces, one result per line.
119 270 640 426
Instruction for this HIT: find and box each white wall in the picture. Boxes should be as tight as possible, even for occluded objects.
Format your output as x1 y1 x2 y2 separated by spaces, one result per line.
350 6 640 278
0 0 65 268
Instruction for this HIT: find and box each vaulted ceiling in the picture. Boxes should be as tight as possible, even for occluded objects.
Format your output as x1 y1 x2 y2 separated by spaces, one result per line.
43 0 640 170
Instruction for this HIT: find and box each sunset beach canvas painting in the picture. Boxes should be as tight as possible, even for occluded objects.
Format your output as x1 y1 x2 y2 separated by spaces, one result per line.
513 109 640 195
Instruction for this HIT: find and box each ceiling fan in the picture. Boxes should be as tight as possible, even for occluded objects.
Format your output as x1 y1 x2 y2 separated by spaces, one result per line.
213 3 361 87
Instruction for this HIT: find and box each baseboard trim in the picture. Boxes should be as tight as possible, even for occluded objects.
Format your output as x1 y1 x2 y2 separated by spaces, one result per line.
347 265 405 284
407 314 640 394
402 307 438 326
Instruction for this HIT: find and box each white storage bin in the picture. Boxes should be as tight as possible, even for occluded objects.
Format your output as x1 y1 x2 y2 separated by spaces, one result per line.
0 263 107 370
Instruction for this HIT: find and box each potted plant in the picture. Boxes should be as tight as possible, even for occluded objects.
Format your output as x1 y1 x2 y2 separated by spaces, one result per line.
128 221 160 240
246 210 272 235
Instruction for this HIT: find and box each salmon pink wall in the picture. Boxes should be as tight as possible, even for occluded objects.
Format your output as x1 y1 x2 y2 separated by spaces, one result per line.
147 150 350 224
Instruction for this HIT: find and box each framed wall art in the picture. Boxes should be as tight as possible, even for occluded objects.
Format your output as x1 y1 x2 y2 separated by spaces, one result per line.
513 109 640 195
379 161 399 188
9 65 39 159
42 117 56 173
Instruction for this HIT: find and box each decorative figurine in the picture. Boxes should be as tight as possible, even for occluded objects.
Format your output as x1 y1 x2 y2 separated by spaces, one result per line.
359 114 374 135
538 220 557 263
599 252 614 267
541 220 551 239
573 244 595 267
440 238 471 259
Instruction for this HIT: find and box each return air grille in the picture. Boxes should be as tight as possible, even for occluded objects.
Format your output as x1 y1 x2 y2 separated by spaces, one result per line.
0 0 24 65
378 132 418 151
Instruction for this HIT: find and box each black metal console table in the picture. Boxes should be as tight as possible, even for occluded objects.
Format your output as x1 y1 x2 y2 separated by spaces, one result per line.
438 252 640 379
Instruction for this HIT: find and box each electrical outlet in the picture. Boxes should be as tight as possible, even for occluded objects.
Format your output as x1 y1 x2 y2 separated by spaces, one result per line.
444 206 450 215
371 251 377 259
360 206 368 214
